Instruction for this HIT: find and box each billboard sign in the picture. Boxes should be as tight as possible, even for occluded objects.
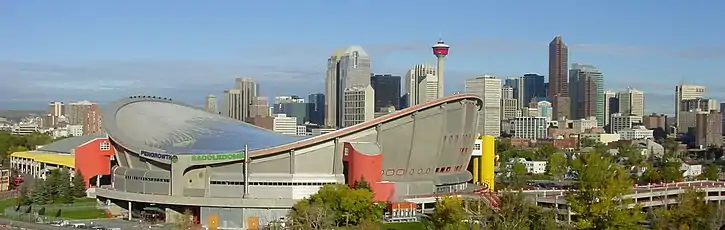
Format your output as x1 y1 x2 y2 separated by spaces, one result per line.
140 151 173 160
192 153 245 162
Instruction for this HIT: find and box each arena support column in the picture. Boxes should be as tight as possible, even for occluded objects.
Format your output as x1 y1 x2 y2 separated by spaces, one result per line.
243 144 250 198
472 157 479 183
480 136 495 191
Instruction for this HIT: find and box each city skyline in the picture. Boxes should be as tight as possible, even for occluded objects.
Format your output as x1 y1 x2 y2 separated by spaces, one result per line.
1 1 724 114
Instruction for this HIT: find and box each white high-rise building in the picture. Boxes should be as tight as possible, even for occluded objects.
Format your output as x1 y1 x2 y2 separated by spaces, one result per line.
513 117 548 139
342 85 375 128
603 90 618 127
48 101 64 117
618 88 645 117
465 75 502 137
610 113 643 133
405 64 438 107
675 84 706 128
271 114 298 136
324 46 372 128
205 94 218 114
222 89 243 120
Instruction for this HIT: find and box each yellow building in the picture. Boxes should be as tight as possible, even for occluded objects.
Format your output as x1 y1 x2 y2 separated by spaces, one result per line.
469 135 495 191
10 151 75 179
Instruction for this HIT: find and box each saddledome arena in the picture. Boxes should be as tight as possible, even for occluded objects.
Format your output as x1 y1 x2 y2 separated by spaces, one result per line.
95 94 483 229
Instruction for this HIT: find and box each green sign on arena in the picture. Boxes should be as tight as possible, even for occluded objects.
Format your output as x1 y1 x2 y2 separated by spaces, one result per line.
191 153 245 162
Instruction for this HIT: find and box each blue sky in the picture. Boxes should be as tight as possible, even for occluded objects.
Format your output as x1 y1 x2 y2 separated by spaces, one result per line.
1 0 724 114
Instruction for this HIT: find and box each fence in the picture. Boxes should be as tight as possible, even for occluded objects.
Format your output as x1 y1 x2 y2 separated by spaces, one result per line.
3 203 100 223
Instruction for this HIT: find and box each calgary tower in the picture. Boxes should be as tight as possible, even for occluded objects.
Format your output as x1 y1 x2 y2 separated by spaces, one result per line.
432 38 450 98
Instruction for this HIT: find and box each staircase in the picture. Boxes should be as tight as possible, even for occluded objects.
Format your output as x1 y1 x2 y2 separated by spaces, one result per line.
98 199 126 218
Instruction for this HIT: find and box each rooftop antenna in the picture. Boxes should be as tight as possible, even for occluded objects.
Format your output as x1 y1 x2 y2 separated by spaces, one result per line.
438 30 443 42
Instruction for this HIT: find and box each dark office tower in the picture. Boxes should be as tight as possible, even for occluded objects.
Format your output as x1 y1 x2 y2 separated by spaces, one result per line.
370 74 401 111
522 74 546 106
274 96 311 125
308 93 325 126
399 94 409 109
569 64 604 125
548 36 570 119
543 82 549 99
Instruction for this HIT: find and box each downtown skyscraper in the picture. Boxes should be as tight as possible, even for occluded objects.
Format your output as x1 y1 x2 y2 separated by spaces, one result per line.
675 84 706 129
223 77 258 121
569 64 604 126
405 64 439 107
324 46 373 128
465 75 502 137
371 74 401 111
548 36 570 120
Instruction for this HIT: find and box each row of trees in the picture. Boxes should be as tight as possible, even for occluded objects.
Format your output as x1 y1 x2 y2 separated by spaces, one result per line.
430 192 559 230
0 131 54 166
497 137 723 190
18 169 87 205
433 149 725 230
287 179 382 229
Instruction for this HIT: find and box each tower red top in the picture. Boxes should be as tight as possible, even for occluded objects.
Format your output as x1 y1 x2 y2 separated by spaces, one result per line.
432 39 450 57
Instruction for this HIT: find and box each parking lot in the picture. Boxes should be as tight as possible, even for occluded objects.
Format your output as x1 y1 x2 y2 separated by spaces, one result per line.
46 218 176 230
0 217 175 230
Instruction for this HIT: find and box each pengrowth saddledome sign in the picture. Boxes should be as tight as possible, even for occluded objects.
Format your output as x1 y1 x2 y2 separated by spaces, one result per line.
191 152 245 162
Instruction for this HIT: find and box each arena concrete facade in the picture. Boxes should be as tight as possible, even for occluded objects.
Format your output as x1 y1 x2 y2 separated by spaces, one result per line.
95 94 483 229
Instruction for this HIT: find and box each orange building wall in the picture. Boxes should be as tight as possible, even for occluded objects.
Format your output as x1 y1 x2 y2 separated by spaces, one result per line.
74 138 113 187
343 142 395 202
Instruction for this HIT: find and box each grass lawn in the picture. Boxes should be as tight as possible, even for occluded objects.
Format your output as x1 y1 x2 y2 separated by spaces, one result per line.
0 198 19 215
44 208 107 219
0 197 98 216
71 198 98 204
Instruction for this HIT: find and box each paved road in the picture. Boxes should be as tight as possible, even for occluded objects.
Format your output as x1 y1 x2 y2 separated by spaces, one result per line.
0 217 172 230
0 217 65 230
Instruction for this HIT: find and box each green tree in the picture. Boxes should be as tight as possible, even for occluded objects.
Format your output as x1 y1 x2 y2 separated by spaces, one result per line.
618 143 644 167
5 145 28 155
566 151 645 230
663 137 679 158
700 163 720 180
639 163 662 183
496 138 513 153
57 169 73 203
661 160 683 182
484 192 558 230
289 201 335 230
504 162 529 189
23 132 53 150
498 149 535 165
579 138 597 148
545 153 568 181
651 189 712 230
535 144 559 160
45 169 61 202
3 145 28 166
30 180 50 205
353 177 371 192
591 142 610 154
17 183 31 205
430 195 466 230
289 184 381 228
71 170 87 198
